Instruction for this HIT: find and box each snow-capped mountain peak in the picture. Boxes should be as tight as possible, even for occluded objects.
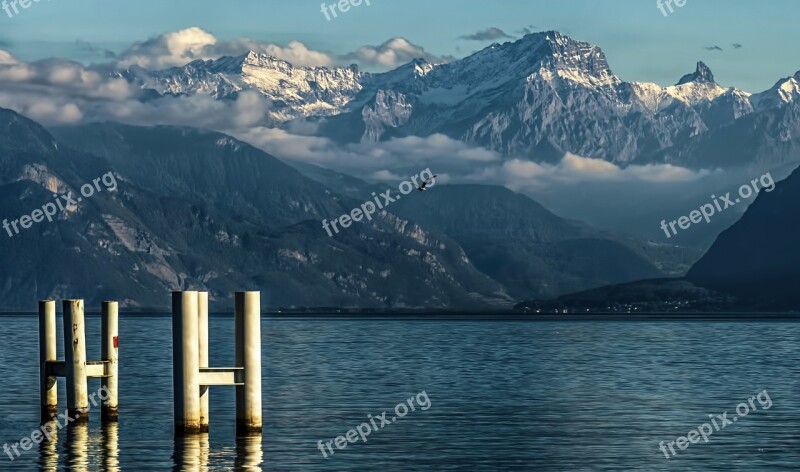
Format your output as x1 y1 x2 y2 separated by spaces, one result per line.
665 62 727 103
127 50 367 121
117 31 800 169
751 71 800 110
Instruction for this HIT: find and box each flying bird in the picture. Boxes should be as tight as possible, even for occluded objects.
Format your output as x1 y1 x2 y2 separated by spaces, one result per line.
417 175 437 191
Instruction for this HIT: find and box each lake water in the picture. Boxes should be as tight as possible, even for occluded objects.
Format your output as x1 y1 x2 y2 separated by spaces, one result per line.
0 314 798 471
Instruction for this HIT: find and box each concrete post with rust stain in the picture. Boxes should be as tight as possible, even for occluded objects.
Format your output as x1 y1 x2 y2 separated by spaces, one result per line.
235 291 262 434
101 301 119 422
64 299 89 423
172 291 201 435
198 291 210 432
39 300 58 424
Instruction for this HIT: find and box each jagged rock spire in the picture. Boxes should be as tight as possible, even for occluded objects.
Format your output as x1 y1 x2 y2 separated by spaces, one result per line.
677 61 715 85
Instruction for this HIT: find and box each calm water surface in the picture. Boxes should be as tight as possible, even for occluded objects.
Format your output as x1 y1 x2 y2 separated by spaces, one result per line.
0 314 798 471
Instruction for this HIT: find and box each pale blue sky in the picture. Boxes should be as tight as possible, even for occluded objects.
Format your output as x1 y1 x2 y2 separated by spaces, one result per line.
1 0 798 91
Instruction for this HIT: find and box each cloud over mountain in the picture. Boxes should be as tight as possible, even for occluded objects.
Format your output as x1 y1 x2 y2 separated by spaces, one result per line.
0 28 792 203
116 27 336 69
114 27 451 71
341 37 454 68
459 27 514 41
480 153 711 192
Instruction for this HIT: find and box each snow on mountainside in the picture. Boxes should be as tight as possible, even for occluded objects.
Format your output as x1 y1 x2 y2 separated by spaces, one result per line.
751 72 800 110
120 51 367 122
120 31 800 167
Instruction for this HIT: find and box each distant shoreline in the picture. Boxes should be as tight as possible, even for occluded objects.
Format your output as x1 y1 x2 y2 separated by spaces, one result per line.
1 311 800 321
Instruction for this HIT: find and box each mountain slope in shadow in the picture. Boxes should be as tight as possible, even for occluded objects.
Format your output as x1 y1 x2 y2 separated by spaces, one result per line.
0 109 509 310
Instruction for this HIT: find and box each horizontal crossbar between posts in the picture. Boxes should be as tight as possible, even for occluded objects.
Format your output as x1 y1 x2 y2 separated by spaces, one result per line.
198 367 245 386
46 360 112 378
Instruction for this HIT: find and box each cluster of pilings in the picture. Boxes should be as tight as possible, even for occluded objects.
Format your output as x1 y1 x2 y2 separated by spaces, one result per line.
38 300 119 424
172 291 262 435
38 291 263 438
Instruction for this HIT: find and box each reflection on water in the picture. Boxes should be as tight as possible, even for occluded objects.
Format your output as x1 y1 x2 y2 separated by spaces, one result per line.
234 434 263 471
39 423 120 472
34 421 262 471
173 433 210 472
36 422 58 472
172 433 262 471
65 424 89 471
100 424 120 472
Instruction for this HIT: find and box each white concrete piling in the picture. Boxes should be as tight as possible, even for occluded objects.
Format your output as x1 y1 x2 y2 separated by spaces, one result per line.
171 290 262 436
39 298 121 429
63 299 89 423
198 291 210 433
38 300 58 424
172 291 202 435
235 291 262 435
101 301 119 422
